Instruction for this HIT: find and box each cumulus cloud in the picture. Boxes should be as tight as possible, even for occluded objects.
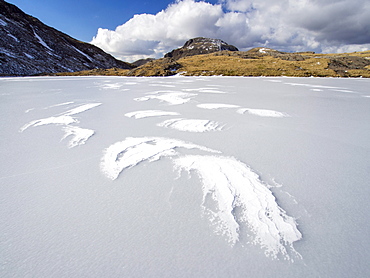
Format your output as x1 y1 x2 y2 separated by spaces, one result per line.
91 0 370 62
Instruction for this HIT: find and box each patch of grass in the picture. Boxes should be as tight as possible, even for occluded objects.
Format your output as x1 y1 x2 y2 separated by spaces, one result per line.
52 49 370 78
52 68 130 76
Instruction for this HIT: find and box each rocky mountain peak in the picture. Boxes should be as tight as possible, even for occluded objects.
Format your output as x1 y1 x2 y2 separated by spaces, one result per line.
164 37 238 60
0 0 134 76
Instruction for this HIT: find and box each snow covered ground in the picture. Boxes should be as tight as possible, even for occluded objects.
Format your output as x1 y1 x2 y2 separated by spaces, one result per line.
1 76 369 277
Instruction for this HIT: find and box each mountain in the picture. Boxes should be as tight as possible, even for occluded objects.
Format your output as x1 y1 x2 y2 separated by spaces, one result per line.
125 45 370 77
164 37 238 60
0 0 134 76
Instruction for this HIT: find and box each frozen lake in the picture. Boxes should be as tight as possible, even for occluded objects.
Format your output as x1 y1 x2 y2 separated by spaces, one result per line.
1 76 369 277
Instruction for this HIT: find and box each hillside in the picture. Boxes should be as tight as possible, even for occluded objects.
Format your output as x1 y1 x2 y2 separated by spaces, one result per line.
55 42 370 78
125 47 370 77
164 37 238 60
0 0 134 76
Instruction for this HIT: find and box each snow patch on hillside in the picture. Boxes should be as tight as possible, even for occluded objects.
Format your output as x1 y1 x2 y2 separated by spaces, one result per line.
7 33 19 42
24 53 34 59
71 45 93 61
33 30 53 51
0 18 7 26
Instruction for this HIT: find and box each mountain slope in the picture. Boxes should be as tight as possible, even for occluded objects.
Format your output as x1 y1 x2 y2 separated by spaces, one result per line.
125 46 370 77
0 0 134 76
164 37 238 60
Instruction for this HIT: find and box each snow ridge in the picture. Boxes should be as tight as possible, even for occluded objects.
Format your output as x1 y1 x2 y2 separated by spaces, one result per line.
173 155 302 260
135 91 196 105
237 108 289 117
197 103 240 109
20 103 101 148
100 137 220 180
125 110 180 119
61 126 95 148
157 118 224 132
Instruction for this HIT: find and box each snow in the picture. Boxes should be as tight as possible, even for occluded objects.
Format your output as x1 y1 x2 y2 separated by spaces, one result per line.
135 91 196 105
20 115 77 131
125 110 180 119
62 103 101 116
0 47 16 58
183 88 227 93
33 30 53 51
1 76 370 277
174 155 302 260
20 103 102 148
7 33 19 42
62 126 95 148
0 18 7 26
197 103 240 109
157 118 224 132
24 52 34 59
100 137 220 180
237 108 289 117
71 45 93 62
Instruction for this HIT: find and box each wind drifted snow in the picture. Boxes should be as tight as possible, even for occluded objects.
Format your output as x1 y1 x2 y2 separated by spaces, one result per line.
125 110 180 119
197 103 240 109
11 76 370 277
134 91 196 105
62 103 102 116
20 115 77 132
173 155 302 260
237 108 289 117
61 126 95 148
20 103 101 148
100 137 220 180
157 118 224 132
182 88 227 94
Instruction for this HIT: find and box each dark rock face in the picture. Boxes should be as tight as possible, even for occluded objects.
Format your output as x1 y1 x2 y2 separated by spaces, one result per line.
0 0 134 76
164 37 238 60
132 58 156 67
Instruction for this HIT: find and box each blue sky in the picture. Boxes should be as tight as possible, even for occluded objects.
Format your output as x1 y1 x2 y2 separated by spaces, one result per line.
8 0 219 42
6 0 370 62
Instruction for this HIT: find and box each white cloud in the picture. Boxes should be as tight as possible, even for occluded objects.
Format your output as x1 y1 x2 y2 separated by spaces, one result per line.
91 0 370 62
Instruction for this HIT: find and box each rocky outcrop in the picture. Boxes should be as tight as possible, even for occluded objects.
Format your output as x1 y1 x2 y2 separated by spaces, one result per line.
164 37 238 60
132 58 156 67
126 58 181 77
0 0 134 76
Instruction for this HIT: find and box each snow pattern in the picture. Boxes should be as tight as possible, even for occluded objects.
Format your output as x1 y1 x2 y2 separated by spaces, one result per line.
61 126 95 148
100 137 220 180
20 103 101 148
173 155 302 260
125 110 180 119
135 91 196 105
237 108 289 117
20 78 300 260
197 103 240 109
157 118 224 132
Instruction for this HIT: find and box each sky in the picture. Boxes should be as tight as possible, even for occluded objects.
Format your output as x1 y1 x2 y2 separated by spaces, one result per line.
7 0 370 62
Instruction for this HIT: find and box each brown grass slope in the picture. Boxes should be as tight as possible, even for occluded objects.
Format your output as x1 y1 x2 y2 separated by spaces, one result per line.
57 48 370 78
